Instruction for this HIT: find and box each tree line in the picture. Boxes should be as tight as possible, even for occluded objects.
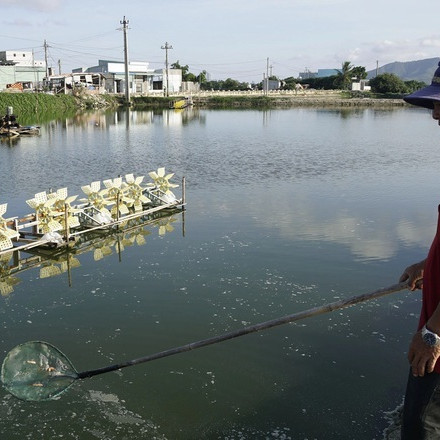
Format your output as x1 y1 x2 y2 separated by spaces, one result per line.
171 60 426 95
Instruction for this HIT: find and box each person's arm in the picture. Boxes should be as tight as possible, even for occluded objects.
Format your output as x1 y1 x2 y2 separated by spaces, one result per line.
400 258 440 376
399 259 426 290
408 314 440 376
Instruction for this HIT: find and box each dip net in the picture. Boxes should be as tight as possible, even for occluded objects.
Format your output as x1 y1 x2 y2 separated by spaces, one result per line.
1 341 78 401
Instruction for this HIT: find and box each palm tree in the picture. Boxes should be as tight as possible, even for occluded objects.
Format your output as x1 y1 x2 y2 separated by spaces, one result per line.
335 61 354 90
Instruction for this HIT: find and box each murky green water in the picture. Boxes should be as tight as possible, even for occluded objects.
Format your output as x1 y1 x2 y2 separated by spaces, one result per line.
0 106 439 439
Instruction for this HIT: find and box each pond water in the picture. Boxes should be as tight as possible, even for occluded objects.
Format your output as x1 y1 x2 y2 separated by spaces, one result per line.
0 106 439 439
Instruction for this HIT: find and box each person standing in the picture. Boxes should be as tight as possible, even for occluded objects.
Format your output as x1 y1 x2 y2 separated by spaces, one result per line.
400 61 440 438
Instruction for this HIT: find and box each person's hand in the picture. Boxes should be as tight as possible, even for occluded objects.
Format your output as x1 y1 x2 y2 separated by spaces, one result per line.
399 259 425 290
408 331 440 376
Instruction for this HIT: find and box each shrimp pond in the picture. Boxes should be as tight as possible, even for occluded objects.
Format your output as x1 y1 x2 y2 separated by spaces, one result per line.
0 106 438 439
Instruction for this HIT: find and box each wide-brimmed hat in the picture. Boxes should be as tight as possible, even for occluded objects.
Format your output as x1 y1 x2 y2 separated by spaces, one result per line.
404 61 440 109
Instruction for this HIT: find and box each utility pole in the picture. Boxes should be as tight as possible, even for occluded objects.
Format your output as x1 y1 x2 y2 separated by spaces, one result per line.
266 57 270 95
161 42 173 97
120 16 130 105
58 59 61 75
376 60 379 77
44 40 49 80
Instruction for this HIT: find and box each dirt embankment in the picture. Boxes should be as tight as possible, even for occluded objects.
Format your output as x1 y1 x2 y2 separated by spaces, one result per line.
191 92 406 108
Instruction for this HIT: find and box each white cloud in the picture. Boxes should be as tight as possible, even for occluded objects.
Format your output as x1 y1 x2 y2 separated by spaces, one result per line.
421 37 440 48
0 0 61 12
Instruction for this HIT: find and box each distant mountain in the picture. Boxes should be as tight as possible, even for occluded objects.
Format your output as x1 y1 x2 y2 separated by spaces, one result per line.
366 57 440 84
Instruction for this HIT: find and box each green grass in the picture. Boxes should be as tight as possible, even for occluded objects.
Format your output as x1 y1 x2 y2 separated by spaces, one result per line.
0 93 79 124
130 96 175 108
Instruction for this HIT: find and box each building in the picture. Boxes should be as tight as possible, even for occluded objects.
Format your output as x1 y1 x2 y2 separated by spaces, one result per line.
262 78 282 91
0 51 45 67
46 72 105 94
351 79 371 92
0 50 46 91
0 50 183 95
0 65 46 91
299 69 316 80
155 68 182 94
316 69 339 78
73 60 182 95
298 68 340 80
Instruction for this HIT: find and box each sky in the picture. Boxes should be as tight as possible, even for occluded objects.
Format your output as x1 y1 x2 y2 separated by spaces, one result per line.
1 0 440 83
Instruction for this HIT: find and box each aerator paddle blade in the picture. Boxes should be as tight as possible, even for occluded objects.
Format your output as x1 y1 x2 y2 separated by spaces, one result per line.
1 341 79 401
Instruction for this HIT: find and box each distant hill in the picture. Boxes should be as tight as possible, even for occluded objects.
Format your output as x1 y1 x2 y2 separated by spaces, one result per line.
367 57 440 84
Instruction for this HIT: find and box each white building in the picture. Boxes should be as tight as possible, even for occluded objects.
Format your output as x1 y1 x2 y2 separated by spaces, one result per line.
0 51 45 67
155 68 182 94
262 78 282 91
352 79 371 92
74 60 182 95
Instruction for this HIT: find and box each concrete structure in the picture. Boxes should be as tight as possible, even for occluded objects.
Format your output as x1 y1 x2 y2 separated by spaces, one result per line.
47 72 105 94
0 51 45 67
0 65 46 91
181 81 200 93
351 79 371 92
0 50 46 91
262 78 282 91
73 60 182 95
155 68 182 95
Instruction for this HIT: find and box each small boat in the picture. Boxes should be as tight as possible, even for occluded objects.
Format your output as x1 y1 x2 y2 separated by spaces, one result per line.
170 97 193 109
0 107 40 137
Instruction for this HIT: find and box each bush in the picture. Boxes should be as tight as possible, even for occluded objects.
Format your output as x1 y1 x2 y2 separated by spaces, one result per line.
369 73 407 94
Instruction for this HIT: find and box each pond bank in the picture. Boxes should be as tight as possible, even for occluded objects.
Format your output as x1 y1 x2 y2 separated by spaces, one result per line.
132 91 407 109
191 94 406 108
0 91 407 120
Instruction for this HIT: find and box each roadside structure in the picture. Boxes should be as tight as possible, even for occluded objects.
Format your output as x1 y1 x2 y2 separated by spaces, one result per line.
0 50 184 96
0 50 46 91
71 60 182 96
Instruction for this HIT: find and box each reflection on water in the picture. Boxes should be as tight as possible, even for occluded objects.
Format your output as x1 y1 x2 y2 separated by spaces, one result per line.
0 107 438 439
50 107 206 132
0 210 182 296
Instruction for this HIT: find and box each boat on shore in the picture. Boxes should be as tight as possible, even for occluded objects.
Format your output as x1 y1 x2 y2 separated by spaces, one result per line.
170 97 193 109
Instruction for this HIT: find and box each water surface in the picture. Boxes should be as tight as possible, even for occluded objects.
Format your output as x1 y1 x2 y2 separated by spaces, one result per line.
0 106 438 439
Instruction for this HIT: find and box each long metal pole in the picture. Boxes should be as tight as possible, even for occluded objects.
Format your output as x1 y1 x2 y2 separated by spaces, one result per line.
77 282 408 379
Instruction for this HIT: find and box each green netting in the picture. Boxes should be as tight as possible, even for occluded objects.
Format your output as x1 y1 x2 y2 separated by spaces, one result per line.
1 341 78 401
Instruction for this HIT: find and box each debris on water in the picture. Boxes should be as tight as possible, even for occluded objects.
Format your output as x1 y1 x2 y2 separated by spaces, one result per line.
382 401 403 440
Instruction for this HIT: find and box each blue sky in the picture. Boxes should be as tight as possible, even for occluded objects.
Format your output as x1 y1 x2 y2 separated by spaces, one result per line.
1 0 440 82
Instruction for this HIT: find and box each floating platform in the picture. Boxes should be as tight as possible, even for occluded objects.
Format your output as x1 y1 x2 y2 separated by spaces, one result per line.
0 107 40 137
0 206 184 296
0 126 40 137
0 169 186 257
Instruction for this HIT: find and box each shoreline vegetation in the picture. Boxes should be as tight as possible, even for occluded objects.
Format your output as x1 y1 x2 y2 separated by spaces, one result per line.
0 90 407 124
